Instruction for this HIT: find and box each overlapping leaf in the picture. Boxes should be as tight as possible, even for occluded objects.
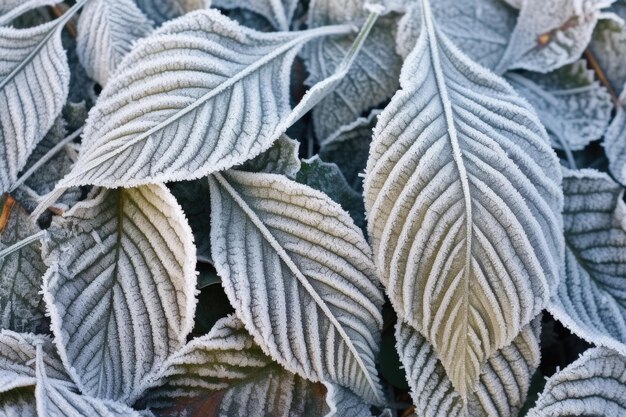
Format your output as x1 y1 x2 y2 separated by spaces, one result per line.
364 0 563 398
135 0 211 25
525 347 626 416
0 196 47 334
238 134 301 178
549 169 626 356
396 318 541 417
76 0 153 85
590 1 626 94
52 9 354 192
0 1 82 194
497 0 611 73
41 185 197 404
145 315 372 417
213 0 298 31
303 0 401 141
208 170 384 404
506 60 613 152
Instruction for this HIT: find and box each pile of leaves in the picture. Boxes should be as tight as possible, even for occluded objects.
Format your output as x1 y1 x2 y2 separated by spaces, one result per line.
1 0 626 416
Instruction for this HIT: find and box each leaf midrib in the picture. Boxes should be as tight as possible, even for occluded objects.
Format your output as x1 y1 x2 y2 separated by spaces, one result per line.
421 0 474 396
212 172 381 403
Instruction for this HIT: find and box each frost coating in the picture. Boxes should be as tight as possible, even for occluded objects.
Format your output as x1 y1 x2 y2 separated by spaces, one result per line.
304 0 401 141
238 134 301 178
41 185 197 404
135 0 211 25
76 0 153 86
498 0 612 73
0 198 47 334
590 1 626 93
55 10 353 190
549 169 626 356
213 0 299 31
396 318 541 417
364 0 563 398
208 170 385 404
525 347 626 417
604 90 626 184
506 60 613 152
0 2 73 195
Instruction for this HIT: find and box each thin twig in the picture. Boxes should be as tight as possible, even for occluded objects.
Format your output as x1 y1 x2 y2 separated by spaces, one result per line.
48 4 77 38
584 48 620 107
0 195 16 233
0 230 46 261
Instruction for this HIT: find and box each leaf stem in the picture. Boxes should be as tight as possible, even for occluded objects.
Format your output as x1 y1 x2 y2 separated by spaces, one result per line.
0 230 46 261
10 127 83 193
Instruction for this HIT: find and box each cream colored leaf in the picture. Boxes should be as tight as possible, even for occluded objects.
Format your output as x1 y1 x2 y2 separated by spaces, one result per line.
364 0 563 398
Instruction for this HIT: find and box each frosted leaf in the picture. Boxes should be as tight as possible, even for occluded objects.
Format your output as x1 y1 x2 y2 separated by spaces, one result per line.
144 315 371 417
135 0 211 25
396 317 541 417
590 2 626 93
0 387 36 417
525 347 626 417
364 0 563 398
238 134 301 178
208 170 385 404
604 90 626 184
33 341 150 417
295 156 366 229
506 60 613 151
318 110 378 193
548 169 626 356
11 119 81 214
0 0 61 26
0 197 47 334
76 0 153 86
304 0 401 141
53 10 354 191
430 0 517 71
41 185 197 403
497 0 612 73
0 331 69 384
0 1 78 195
213 0 298 31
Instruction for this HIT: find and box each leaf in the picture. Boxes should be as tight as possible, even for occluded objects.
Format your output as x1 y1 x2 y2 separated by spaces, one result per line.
427 0 518 71
396 317 541 417
76 0 153 86
144 315 371 417
605 91 626 184
0 0 61 27
0 196 48 333
135 0 211 25
11 119 81 214
213 0 299 31
238 134 301 178
0 1 79 195
41 185 197 403
303 0 402 141
525 347 626 417
496 0 611 73
590 2 626 94
318 110 378 194
295 156 366 230
505 60 613 151
0 387 36 417
363 0 563 398
208 170 385 404
53 9 354 191
548 168 626 357
0 331 69 385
